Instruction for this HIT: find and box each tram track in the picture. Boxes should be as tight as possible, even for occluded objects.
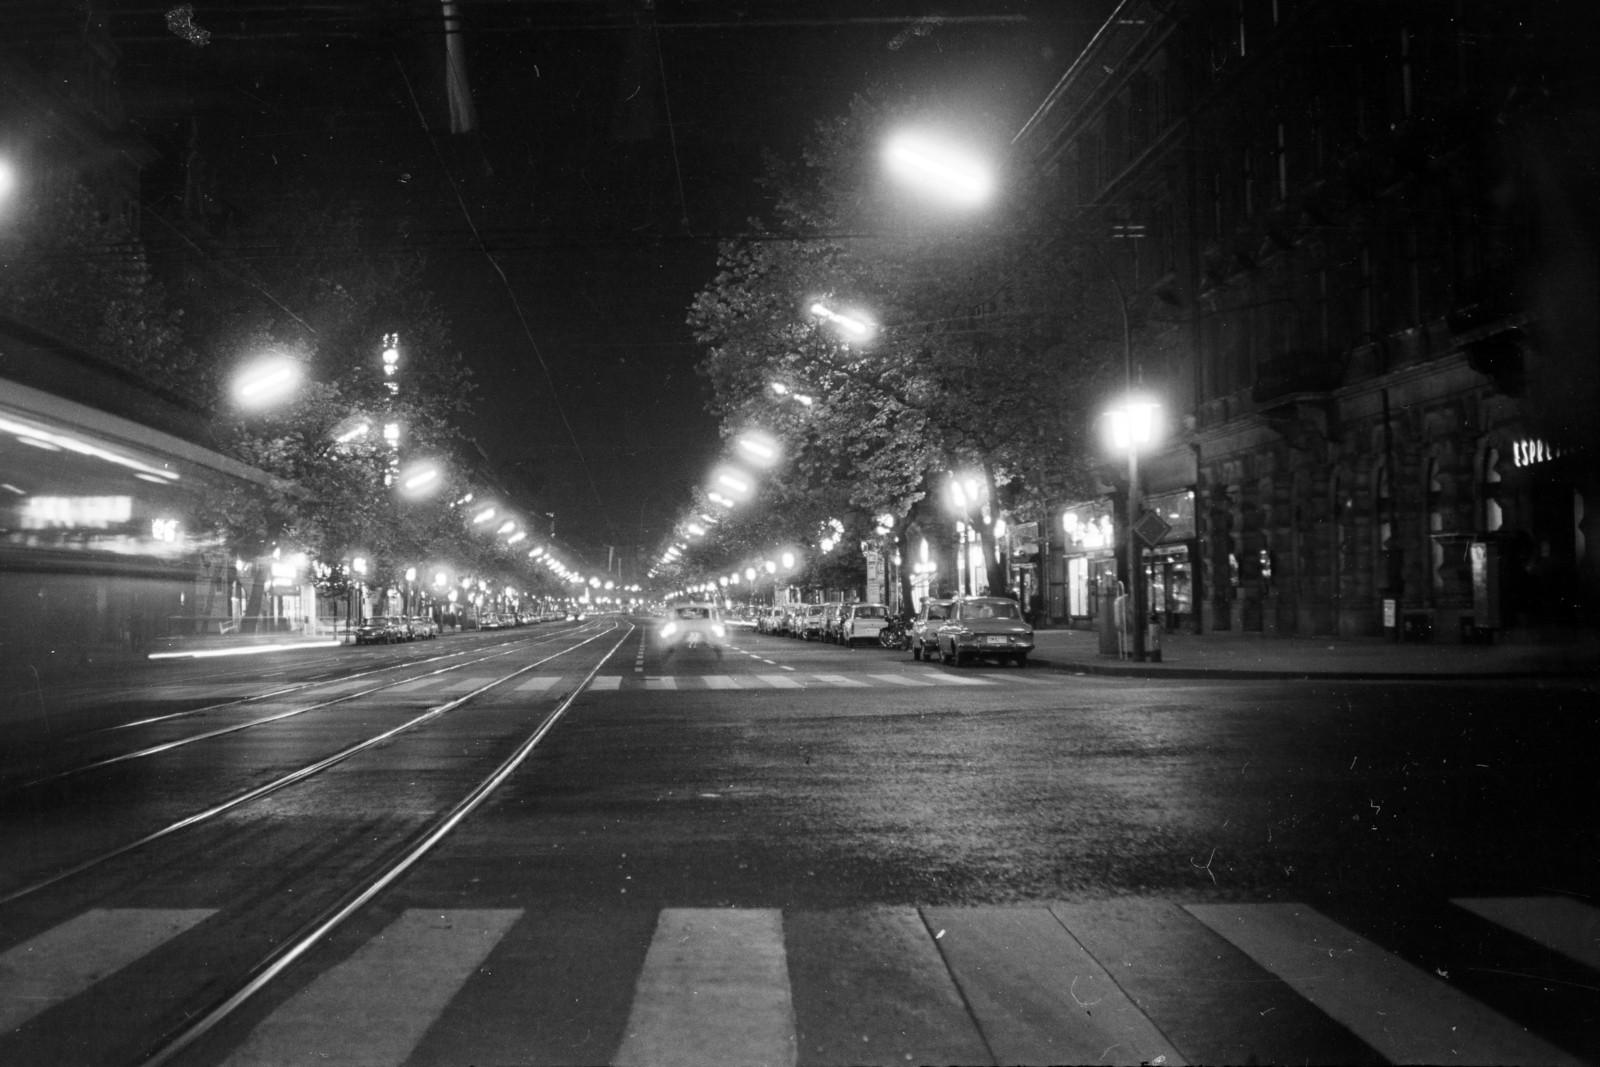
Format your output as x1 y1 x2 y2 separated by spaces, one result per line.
1 622 606 795
0 621 628 909
136 619 636 1066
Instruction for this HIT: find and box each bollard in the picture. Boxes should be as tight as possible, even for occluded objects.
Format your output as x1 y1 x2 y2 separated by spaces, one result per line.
1146 620 1163 663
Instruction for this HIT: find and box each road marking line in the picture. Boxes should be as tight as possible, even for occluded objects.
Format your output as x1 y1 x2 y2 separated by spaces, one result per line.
441 675 499 693
779 665 796 672
512 676 561 692
1452 896 1600 971
701 675 743 689
0 909 215 1033
754 674 803 689
867 674 935 687
220 909 522 1067
613 908 796 1067
924 906 1185 1066
1185 902 1581 1066
588 676 622 690
644 676 678 690
810 674 869 688
315 678 386 694
387 676 451 693
924 674 995 686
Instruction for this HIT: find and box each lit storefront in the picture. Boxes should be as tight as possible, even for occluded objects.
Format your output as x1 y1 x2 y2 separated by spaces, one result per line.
1051 502 1117 628
1142 489 1198 633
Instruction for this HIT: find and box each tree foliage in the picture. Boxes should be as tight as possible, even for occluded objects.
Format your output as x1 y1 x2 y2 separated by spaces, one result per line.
685 89 1126 595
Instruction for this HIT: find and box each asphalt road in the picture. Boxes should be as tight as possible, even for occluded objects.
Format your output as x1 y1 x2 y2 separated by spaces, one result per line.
0 615 1594 1066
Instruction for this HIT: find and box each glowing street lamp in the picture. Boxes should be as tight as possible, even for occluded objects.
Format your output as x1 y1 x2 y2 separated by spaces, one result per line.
232 356 304 409
399 462 440 497
781 551 795 570
809 302 875 342
735 432 781 467
1105 398 1162 663
883 131 994 207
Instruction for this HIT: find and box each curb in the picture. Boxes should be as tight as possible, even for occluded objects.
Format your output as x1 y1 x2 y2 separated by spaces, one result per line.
1029 656 1600 682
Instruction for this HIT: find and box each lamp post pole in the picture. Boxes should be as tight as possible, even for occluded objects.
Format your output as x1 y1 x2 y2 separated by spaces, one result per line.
1126 443 1145 663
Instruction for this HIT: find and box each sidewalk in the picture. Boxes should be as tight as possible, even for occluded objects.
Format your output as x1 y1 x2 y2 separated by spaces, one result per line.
1029 627 1600 680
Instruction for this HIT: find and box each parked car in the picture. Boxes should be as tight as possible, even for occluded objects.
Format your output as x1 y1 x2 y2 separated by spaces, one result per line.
479 613 504 630
837 603 890 647
910 599 954 661
933 596 1035 667
796 604 823 640
821 603 844 643
409 616 438 639
354 616 403 645
659 602 726 655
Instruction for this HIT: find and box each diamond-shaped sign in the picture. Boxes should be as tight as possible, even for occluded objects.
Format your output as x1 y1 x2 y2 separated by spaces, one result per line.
1133 509 1173 548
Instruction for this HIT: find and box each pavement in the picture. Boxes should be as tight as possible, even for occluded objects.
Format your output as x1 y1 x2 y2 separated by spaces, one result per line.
1029 626 1600 679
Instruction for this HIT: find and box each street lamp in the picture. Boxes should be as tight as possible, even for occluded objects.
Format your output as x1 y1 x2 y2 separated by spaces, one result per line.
1105 398 1162 662
882 131 994 207
808 301 875 342
735 431 781 467
232 355 304 409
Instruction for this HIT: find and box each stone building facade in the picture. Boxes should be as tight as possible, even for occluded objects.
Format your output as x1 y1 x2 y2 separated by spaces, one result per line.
1015 0 1597 639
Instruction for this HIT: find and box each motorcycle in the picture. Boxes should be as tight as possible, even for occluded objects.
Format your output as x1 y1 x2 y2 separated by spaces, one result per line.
878 615 911 650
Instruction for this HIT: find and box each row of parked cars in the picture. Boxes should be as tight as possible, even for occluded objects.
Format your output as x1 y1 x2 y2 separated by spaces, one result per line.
757 596 1036 666
755 602 892 647
353 610 569 645
352 615 441 644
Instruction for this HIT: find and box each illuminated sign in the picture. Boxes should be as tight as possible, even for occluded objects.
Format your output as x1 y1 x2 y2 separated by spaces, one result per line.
21 496 133 529
1511 439 1565 468
151 518 180 543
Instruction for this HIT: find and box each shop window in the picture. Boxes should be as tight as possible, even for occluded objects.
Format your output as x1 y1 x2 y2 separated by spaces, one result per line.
1482 447 1502 532
1427 458 1444 590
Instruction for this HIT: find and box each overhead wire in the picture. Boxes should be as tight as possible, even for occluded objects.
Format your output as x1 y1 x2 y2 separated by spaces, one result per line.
392 50 609 523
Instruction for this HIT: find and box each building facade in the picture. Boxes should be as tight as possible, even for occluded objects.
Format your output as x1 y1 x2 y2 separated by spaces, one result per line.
1017 0 1598 640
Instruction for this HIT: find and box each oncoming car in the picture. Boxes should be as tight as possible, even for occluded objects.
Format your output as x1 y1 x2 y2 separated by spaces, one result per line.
658 603 726 655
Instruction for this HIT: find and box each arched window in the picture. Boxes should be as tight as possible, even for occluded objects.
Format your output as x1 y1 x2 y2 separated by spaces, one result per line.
1481 447 1502 532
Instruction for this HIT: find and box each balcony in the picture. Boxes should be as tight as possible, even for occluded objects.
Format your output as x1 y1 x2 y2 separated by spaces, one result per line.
1251 351 1343 406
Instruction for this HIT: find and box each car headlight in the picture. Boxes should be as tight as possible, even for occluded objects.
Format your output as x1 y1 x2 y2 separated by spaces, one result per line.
712 624 725 637
661 623 677 638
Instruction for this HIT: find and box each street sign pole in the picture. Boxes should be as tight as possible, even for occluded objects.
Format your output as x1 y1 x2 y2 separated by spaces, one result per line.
1127 447 1144 661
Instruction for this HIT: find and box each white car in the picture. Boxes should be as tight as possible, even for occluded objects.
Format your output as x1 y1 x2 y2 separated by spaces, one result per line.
659 603 726 655
837 603 890 647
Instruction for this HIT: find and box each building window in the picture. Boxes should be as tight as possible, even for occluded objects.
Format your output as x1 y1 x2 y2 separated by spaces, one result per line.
1482 447 1503 533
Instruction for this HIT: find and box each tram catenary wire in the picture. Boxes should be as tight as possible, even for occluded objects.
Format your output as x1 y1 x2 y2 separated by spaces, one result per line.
0 621 625 908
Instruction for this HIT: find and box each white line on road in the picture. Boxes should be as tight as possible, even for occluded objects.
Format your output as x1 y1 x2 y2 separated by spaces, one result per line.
613 908 796 1067
754 674 803 689
1185 902 1581 1066
0 909 215 1033
221 910 522 1067
810 674 869 688
511 676 561 692
1452 896 1600 971
644 676 679 690
702 675 743 689
867 674 935 687
588 676 621 690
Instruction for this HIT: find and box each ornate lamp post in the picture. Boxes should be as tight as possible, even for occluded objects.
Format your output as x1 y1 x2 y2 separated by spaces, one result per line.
1106 399 1161 661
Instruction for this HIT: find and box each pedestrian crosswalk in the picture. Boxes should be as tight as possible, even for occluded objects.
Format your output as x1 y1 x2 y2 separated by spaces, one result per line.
1 897 1590 1065
580 671 1006 692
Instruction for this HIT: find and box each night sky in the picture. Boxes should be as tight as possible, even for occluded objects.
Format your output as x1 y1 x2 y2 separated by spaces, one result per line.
103 1 1111 573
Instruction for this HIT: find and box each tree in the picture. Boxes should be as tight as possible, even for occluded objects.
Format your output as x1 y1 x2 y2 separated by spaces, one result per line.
687 89 1124 596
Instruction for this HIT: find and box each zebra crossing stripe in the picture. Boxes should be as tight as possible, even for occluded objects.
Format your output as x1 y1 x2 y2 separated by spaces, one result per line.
925 674 994 686
388 676 450 693
925 906 1185 1066
702 675 743 689
755 674 803 689
644 677 679 691
588 676 621 690
220 910 522 1067
315 678 381 695
613 908 796 1067
512 676 561 692
867 674 935 687
810 674 869 688
441 675 498 693
0 909 215 1033
1185 902 1582 1067
1452 896 1600 971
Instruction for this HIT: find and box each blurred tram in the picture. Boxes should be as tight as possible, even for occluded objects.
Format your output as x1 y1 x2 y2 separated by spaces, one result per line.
0 315 280 694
